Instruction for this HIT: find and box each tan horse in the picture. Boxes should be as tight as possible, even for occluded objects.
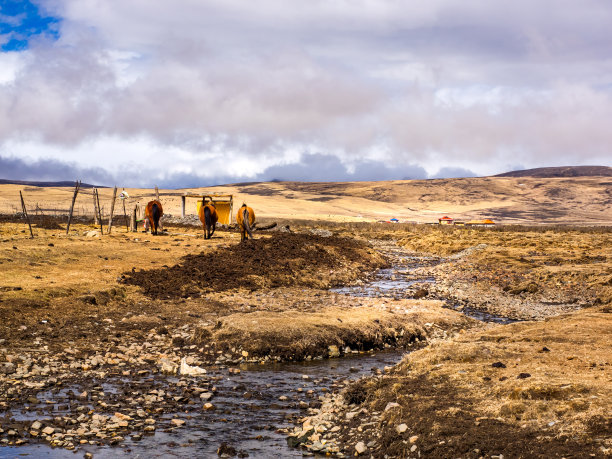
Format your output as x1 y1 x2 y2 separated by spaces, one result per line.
198 202 218 239
144 200 163 235
236 204 255 242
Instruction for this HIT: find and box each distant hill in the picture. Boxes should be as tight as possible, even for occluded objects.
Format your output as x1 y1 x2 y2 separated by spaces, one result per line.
495 166 611 178
0 179 101 188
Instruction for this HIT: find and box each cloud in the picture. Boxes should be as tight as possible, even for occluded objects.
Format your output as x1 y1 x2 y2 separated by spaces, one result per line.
0 1 611 185
430 167 477 179
0 154 113 184
257 153 427 182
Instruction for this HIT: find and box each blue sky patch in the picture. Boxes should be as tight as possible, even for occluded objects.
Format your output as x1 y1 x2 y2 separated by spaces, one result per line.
0 0 60 51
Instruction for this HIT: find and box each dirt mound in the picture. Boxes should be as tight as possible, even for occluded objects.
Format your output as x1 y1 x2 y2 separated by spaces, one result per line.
121 233 385 299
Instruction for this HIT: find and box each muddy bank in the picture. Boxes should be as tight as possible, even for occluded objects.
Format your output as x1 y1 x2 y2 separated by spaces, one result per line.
289 307 612 457
121 233 386 298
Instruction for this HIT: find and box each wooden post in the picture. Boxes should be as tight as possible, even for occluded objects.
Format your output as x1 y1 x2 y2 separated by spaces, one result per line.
95 188 103 235
122 200 129 231
131 206 138 232
181 195 186 217
66 180 81 235
155 186 160 202
107 186 117 234
19 191 34 238
92 188 100 224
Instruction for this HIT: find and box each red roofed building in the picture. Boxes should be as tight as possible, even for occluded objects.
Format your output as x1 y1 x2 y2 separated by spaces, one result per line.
438 216 454 225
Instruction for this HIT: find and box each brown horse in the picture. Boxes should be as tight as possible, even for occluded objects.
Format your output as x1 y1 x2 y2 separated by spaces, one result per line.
145 200 163 235
236 204 255 242
198 201 218 239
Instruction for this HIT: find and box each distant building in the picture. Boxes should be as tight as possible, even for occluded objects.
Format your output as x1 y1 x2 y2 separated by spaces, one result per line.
466 219 496 227
438 216 454 225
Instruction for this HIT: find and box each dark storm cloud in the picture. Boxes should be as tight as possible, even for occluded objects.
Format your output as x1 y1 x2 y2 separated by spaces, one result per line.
0 154 113 185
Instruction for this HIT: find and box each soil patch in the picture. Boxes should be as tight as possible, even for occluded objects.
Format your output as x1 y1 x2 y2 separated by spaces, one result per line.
121 233 385 299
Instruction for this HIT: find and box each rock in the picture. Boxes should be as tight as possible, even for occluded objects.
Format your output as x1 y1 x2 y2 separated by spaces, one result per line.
42 426 55 435
310 229 333 237
84 453 93 459
384 402 400 411
217 442 237 457
171 419 185 427
200 392 213 401
159 358 178 375
279 395 288 401
355 441 367 454
0 362 15 375
144 418 156 425
410 444 417 452
179 357 206 376
491 361 507 368
396 423 408 434
203 402 215 411
409 435 419 443
31 421 42 431
328 345 340 358
517 373 531 379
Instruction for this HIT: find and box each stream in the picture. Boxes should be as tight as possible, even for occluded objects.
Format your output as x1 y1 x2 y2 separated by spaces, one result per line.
2 241 514 458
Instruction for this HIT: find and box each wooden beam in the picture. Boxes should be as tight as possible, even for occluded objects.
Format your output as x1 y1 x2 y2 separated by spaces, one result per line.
181 195 186 217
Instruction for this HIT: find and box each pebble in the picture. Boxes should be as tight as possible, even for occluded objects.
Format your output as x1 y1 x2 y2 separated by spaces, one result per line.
409 435 418 443
171 419 185 427
396 423 408 434
355 441 367 454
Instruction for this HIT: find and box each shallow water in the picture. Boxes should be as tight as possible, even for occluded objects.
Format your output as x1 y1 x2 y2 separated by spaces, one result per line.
332 242 519 324
2 351 405 458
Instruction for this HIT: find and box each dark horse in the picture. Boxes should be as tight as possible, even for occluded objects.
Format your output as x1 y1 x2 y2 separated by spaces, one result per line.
236 204 255 242
198 201 218 239
145 200 163 235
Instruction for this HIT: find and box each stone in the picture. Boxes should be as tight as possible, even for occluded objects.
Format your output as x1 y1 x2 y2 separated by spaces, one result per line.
410 444 417 452
396 423 408 434
203 403 215 411
159 358 177 375
42 426 55 435
328 345 340 358
200 392 213 401
384 402 400 411
409 435 419 443
171 419 185 427
355 441 367 454
31 421 42 431
179 357 206 376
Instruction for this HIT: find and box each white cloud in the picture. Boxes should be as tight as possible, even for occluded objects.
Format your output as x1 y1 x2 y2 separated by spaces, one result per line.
1 0 611 185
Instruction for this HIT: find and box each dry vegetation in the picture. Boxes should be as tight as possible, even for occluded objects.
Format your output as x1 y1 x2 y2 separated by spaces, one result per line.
1 177 611 456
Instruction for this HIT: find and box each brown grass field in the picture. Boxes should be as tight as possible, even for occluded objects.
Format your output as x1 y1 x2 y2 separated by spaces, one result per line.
0 176 610 456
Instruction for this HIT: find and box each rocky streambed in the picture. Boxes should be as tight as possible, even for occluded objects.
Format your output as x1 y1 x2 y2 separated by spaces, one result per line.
0 239 511 458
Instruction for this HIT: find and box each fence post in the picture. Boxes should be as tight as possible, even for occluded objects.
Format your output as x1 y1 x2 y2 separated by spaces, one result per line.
92 188 100 224
107 186 117 234
19 191 34 238
66 180 81 235
95 188 103 235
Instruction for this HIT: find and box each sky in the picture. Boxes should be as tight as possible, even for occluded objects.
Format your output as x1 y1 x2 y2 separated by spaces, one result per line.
0 0 611 188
